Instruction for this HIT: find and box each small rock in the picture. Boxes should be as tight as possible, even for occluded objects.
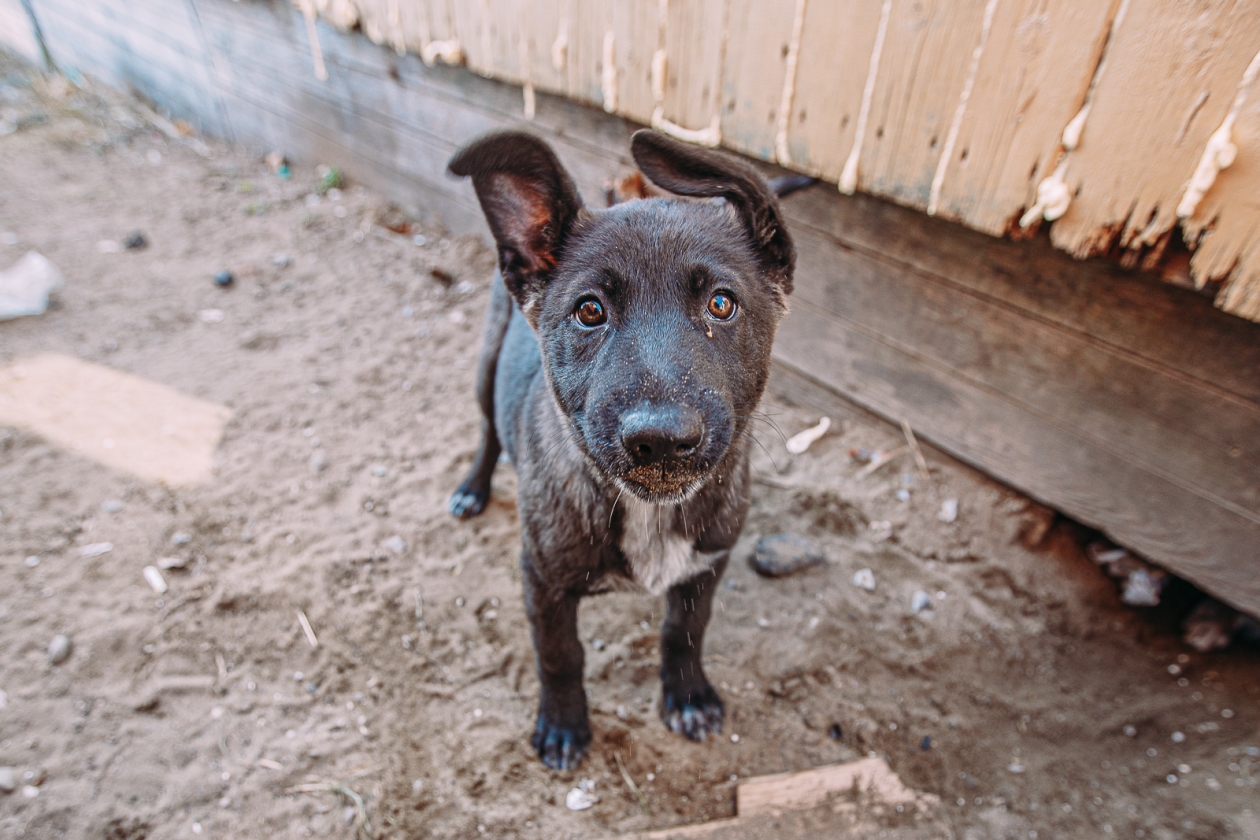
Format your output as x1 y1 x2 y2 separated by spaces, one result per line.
97 240 122 254
1007 764 1026 774
910 590 932 613
101 499 125 513
430 267 455 287
24 556 39 567
48 634 72 665
1182 598 1237 652
411 778 424 794
0 689 7 708
828 724 843 741
272 252 291 267
123 231 148 250
852 568 876 591
80 542 112 557
383 536 406 554
21 785 39 798
616 705 627 720
751 534 825 578
372 465 387 477
157 556 187 570
894 489 910 502
197 308 224 324
143 566 168 594
1087 541 1128 564
565 782 598 810
591 638 605 651
213 270 234 287
412 234 427 246
448 309 466 324
1121 568 1165 607
938 498 959 523
0 766 16 793
309 450 328 473
171 531 192 545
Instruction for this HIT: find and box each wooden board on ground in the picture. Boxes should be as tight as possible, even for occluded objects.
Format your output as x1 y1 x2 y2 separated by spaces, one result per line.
9 0 1260 616
612 757 936 839
0 353 230 486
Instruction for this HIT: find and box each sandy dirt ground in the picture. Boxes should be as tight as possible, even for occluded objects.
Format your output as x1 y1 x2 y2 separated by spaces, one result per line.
1 55 1258 840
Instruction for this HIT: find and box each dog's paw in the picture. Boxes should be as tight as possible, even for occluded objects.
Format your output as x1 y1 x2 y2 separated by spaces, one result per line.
531 714 591 770
661 682 724 741
448 485 489 519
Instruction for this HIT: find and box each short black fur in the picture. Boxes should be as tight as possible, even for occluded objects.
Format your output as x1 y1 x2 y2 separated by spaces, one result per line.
448 130 798 769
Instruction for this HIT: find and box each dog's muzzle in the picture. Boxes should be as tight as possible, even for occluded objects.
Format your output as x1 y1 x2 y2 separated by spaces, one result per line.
617 404 708 495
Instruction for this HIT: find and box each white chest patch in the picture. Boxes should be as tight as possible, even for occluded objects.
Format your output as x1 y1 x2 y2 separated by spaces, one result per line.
618 496 715 595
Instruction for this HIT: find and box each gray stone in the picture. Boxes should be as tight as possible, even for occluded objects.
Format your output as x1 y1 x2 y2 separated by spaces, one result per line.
0 766 16 793
48 634 72 665
751 534 825 578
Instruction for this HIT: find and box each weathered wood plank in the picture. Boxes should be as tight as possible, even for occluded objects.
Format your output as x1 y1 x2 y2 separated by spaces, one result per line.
788 223 1260 518
779 187 1260 406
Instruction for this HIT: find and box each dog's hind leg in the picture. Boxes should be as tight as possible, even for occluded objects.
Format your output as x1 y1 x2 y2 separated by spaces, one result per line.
659 552 728 741
449 272 511 519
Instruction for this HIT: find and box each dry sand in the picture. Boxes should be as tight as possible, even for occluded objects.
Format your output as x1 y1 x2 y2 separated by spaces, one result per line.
1 56 1257 840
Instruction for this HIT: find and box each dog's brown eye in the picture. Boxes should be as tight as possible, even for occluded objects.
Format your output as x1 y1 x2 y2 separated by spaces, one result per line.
707 291 736 320
575 297 606 327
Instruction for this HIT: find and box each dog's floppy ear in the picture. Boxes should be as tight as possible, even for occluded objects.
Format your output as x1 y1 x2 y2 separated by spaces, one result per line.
449 132 583 316
630 129 795 291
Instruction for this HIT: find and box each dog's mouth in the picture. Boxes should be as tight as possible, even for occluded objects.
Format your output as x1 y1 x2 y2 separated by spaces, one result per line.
618 462 710 503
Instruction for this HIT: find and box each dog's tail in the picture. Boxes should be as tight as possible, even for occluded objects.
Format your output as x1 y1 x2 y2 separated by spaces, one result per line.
769 173 817 199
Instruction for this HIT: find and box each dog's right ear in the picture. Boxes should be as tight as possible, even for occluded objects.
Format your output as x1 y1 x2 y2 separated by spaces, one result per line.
449 132 583 318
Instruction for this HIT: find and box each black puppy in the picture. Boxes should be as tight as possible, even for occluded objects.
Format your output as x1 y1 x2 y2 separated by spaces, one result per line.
447 129 796 770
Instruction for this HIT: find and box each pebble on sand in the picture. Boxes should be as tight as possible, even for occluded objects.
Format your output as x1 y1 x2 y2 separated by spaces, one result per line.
0 766 16 793
80 542 113 558
143 566 168 594
852 568 876 591
751 534 825 578
911 590 933 613
47 634 72 665
383 536 406 554
565 782 598 810
213 270 234 287
938 498 959 523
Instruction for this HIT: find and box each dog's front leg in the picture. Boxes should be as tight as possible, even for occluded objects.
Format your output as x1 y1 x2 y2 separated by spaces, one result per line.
659 553 728 741
522 556 590 770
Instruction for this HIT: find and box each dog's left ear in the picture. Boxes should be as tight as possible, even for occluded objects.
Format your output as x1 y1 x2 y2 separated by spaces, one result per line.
630 130 795 292
449 132 583 316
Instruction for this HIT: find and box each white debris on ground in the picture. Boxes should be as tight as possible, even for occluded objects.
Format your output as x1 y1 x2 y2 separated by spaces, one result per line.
0 251 63 320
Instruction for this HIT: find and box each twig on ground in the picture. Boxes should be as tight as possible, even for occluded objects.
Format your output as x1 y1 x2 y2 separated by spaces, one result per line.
856 445 909 479
900 418 930 478
297 610 319 648
287 782 372 840
131 101 212 157
616 752 650 814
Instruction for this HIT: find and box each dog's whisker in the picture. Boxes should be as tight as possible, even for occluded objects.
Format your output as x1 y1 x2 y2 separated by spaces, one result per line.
608 487 624 530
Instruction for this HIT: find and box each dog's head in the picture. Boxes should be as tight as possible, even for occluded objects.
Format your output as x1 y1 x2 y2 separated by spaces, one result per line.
450 130 795 503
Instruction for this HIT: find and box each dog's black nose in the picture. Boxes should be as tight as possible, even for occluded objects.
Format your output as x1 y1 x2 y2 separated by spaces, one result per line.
619 406 704 467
